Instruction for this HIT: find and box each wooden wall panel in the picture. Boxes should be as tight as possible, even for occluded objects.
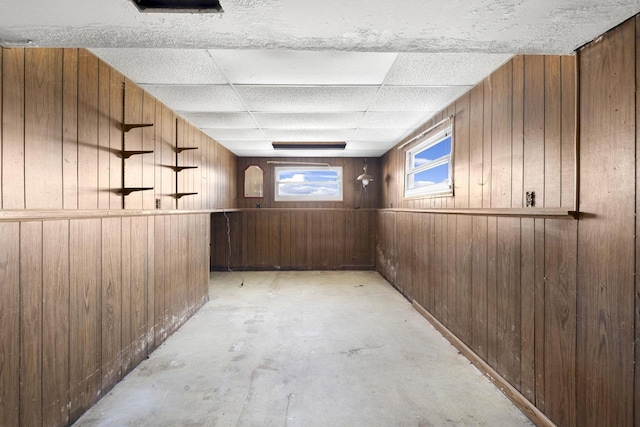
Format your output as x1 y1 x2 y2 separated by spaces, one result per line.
377 55 581 427
375 18 640 427
19 221 43 426
98 61 111 210
69 219 101 422
42 220 70 426
1 47 236 212
101 218 122 393
77 51 99 210
544 220 576 426
109 70 124 209
131 216 148 366
212 210 376 271
0 214 209 427
0 223 19 426
24 49 63 209
577 19 635 427
2 48 25 209
63 49 79 209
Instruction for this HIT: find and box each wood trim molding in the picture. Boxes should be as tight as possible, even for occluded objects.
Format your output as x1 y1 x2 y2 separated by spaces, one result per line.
380 208 577 219
0 209 241 222
412 300 557 427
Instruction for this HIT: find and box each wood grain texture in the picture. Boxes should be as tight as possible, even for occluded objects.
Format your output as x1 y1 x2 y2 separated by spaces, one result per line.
124 80 144 210
69 218 102 422
523 56 545 209
520 218 535 403
101 217 122 392
24 49 63 209
77 50 100 210
2 48 25 209
544 219 576 426
131 216 148 366
42 220 70 426
577 19 635 427
63 49 79 209
19 221 43 426
0 223 19 426
98 61 111 210
109 70 124 209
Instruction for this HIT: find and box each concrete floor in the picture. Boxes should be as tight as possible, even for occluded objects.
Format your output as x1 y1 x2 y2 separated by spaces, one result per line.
74 271 532 427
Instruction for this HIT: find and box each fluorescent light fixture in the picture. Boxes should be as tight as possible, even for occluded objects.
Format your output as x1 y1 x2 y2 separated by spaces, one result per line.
272 141 346 150
0 39 34 47
130 0 223 13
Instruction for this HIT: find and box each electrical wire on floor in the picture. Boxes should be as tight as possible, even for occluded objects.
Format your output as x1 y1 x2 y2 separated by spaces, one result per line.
223 210 244 287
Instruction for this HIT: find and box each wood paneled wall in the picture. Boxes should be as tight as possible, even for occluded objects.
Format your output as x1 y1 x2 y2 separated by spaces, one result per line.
236 157 380 209
0 47 235 427
0 213 210 426
211 209 376 270
377 16 640 427
0 47 236 211
380 55 576 211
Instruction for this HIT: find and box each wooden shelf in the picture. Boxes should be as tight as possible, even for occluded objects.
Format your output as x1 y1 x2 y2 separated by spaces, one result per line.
175 147 198 153
171 165 198 172
120 187 154 196
171 192 198 199
0 208 241 222
119 150 154 159
122 123 153 133
378 207 578 219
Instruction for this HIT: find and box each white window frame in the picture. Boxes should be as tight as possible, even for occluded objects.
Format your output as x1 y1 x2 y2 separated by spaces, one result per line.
274 166 343 202
404 125 454 198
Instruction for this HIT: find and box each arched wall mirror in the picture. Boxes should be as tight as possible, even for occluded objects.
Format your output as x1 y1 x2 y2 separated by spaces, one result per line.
244 165 264 198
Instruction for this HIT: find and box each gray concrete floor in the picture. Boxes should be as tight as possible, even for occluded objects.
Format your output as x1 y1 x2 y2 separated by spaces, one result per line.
75 271 532 427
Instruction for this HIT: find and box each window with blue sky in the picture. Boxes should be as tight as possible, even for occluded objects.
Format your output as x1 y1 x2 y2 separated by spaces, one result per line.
405 127 453 198
274 167 343 201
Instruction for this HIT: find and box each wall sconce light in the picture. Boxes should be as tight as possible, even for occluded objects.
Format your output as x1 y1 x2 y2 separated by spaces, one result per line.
357 162 373 190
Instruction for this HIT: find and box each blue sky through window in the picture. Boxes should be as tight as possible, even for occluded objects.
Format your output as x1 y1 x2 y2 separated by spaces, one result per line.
275 167 342 200
413 163 449 188
414 136 451 167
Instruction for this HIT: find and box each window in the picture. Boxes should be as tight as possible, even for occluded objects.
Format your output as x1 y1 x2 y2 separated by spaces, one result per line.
274 166 343 202
405 126 454 198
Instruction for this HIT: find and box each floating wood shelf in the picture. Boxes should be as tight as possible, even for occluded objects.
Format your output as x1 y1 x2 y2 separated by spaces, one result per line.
171 165 198 172
174 147 198 153
119 150 154 159
122 123 153 133
171 192 198 199
120 187 154 196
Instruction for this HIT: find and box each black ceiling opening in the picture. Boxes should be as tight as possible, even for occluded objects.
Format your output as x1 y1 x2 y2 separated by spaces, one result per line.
131 0 223 13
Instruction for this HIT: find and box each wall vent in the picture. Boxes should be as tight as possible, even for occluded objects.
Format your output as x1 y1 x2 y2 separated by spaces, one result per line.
131 0 223 13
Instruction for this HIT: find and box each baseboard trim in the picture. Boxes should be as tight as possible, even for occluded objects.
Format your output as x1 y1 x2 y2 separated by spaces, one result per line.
411 300 556 427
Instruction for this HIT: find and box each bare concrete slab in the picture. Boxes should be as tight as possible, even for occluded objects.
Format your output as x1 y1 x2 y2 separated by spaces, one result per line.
74 271 532 427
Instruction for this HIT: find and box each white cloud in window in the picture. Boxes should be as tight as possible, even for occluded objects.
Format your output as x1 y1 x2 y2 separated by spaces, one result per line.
280 184 338 196
414 158 434 166
279 174 306 182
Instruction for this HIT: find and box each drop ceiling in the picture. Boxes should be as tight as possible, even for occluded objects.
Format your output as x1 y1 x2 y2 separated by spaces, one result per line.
1 0 639 157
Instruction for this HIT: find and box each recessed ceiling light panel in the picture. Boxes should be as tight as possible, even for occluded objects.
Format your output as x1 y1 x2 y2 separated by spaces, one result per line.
131 0 223 13
272 141 346 150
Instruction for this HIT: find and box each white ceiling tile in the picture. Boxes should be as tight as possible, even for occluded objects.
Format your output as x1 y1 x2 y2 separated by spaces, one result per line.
351 128 409 143
385 53 513 86
180 112 255 129
369 86 471 112
202 129 265 141
253 112 365 129
236 86 379 112
263 129 355 142
359 111 433 129
91 49 226 84
141 85 244 112
210 50 397 85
